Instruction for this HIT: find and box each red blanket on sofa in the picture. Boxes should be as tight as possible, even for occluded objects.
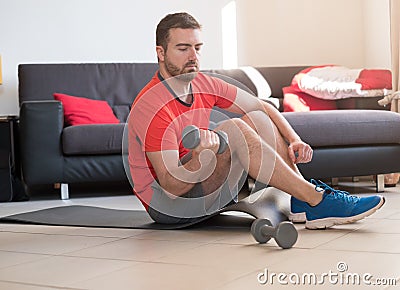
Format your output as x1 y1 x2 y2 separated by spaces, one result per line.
283 65 392 112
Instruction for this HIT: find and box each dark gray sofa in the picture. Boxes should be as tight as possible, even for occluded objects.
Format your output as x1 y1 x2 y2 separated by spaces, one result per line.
18 63 400 199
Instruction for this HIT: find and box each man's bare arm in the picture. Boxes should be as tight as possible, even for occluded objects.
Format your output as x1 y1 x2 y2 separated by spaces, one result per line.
146 129 221 197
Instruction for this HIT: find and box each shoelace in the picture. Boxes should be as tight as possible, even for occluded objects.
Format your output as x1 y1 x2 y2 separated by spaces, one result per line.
310 179 349 195
329 190 360 203
310 179 359 203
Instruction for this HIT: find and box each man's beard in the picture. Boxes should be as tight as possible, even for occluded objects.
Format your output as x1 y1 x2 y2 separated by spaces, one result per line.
165 57 199 82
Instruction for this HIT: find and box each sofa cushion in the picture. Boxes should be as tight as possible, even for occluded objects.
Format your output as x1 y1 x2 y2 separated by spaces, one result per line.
19 63 159 106
62 124 125 155
54 93 120 126
283 110 400 147
112 105 131 122
203 69 257 95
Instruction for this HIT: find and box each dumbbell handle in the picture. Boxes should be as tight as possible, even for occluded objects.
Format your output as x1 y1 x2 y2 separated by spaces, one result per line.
182 125 228 154
260 224 275 238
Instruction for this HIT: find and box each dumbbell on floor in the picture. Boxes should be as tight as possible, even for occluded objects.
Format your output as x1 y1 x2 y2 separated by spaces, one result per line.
251 218 298 249
182 125 229 154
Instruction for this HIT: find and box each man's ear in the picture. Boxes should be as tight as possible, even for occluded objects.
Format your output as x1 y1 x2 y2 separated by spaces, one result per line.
156 46 165 62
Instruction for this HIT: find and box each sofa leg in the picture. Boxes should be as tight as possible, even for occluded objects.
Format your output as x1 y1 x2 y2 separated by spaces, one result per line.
331 177 339 188
376 175 384 193
61 183 69 200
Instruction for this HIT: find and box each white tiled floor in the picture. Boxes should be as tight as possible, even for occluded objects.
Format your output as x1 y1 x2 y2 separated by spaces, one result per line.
0 177 399 289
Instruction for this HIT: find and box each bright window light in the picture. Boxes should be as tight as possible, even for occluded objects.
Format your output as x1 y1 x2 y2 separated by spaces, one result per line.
222 1 238 69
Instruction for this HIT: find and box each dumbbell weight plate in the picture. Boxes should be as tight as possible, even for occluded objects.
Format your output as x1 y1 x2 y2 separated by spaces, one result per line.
182 125 200 149
215 130 228 154
251 218 273 244
274 221 298 249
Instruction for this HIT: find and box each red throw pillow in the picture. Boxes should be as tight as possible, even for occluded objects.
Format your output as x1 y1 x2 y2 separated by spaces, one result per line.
54 93 120 126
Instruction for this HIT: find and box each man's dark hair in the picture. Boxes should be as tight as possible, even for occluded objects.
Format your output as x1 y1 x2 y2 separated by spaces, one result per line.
156 12 202 51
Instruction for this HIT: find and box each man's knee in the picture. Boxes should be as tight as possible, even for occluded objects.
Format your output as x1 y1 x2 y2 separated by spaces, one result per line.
241 111 278 137
241 110 270 126
218 117 252 133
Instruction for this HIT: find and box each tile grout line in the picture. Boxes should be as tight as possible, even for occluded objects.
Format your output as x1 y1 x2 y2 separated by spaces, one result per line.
0 278 87 290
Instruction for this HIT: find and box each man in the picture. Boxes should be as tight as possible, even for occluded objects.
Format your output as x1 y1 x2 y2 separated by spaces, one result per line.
128 12 384 229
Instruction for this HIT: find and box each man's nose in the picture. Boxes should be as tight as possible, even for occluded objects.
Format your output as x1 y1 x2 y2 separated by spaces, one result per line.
188 48 198 61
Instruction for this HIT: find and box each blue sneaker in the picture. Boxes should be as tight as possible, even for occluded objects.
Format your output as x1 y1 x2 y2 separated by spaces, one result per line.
291 180 385 229
289 180 345 223
289 197 307 223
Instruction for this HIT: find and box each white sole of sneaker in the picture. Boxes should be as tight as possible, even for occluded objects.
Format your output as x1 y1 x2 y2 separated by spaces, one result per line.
305 196 385 230
289 212 306 223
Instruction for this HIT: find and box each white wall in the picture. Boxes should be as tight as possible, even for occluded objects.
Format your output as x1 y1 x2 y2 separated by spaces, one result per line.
0 0 392 116
236 0 368 67
0 0 231 115
236 0 390 69
363 0 391 68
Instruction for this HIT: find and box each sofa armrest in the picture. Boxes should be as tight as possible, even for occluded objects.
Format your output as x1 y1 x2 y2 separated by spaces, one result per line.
19 100 64 185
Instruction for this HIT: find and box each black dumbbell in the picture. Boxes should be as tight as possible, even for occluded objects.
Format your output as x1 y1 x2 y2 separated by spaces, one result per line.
182 125 229 154
251 218 298 249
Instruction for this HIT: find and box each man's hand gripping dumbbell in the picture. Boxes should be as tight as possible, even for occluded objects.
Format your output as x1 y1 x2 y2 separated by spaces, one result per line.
182 125 229 154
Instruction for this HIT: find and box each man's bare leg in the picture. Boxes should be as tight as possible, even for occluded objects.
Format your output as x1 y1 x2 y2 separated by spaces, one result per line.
200 113 383 229
200 117 322 206
241 111 301 175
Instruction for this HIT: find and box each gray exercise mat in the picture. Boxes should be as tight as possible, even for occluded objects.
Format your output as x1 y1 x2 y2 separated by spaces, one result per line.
0 188 289 230
0 205 254 230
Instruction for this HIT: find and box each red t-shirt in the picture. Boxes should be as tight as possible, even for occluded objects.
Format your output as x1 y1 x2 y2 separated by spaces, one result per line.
128 71 237 210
